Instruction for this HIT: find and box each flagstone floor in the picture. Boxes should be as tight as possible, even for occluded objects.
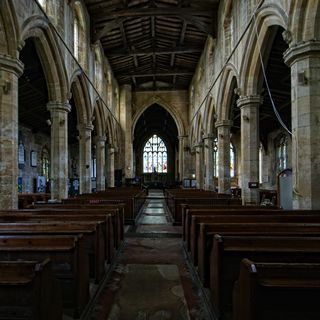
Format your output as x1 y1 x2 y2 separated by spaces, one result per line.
83 189 213 320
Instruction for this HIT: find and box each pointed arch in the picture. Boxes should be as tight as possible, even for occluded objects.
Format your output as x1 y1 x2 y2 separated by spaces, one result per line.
216 64 239 121
205 95 217 135
93 99 106 137
20 15 69 102
70 73 92 126
239 3 288 95
289 0 320 42
132 95 185 139
0 0 20 56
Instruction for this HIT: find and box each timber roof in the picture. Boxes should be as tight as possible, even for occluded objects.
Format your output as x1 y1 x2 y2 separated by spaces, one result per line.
83 0 219 91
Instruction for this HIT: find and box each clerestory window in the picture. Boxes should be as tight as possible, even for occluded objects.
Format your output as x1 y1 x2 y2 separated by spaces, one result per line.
143 135 167 173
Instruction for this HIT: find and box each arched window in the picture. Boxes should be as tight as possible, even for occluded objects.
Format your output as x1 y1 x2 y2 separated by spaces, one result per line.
73 1 86 67
38 0 46 9
41 147 50 182
213 137 235 177
143 135 167 173
275 134 288 172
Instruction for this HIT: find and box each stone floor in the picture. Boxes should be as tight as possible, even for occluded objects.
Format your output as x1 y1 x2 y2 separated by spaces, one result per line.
82 189 213 320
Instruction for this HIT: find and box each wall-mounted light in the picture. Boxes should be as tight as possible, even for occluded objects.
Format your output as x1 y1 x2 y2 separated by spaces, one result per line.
2 81 11 94
59 119 65 126
218 134 224 139
46 119 52 126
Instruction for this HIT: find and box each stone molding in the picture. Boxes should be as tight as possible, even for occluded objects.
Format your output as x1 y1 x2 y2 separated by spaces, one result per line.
284 40 320 66
215 120 233 128
236 95 262 109
47 101 71 113
202 133 214 140
0 54 24 76
94 135 107 144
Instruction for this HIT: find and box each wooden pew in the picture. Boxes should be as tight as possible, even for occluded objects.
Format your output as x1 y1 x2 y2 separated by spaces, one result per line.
233 258 320 320
197 221 320 288
210 235 320 319
0 221 105 283
0 234 88 318
0 259 62 320
185 208 281 252
2 209 115 264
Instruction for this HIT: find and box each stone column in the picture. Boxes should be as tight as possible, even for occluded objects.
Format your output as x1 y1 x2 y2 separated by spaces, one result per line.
119 85 133 178
77 123 93 194
284 40 320 209
107 146 115 187
203 133 215 190
95 136 106 191
178 135 188 181
215 121 232 193
194 143 204 189
47 101 71 200
0 55 24 209
237 95 261 204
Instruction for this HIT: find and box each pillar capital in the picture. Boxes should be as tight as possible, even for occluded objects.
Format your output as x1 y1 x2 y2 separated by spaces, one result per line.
202 133 214 140
215 120 233 128
237 95 262 109
0 54 24 76
284 40 320 66
94 135 107 144
77 122 94 132
47 101 71 113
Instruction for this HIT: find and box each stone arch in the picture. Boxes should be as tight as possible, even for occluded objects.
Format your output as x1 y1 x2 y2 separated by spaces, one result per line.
216 64 239 121
106 115 115 147
132 95 185 139
70 73 92 126
240 3 288 95
289 0 320 42
20 15 69 102
205 95 216 135
93 99 106 137
195 114 204 144
0 0 20 56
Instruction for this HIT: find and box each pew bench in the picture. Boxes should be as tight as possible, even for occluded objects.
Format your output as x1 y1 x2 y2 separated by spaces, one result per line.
0 259 62 320
210 235 320 320
0 234 88 318
233 258 320 320
0 221 105 283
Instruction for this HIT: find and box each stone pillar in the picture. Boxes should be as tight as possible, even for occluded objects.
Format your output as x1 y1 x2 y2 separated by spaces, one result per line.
95 136 106 191
194 143 204 189
47 101 71 200
178 135 188 181
0 55 24 209
203 133 215 190
284 40 320 209
215 121 233 193
237 95 261 204
107 146 115 187
77 123 93 194
119 85 133 178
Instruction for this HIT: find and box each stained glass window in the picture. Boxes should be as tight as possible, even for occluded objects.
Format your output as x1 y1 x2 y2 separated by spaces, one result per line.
74 15 79 60
276 134 288 172
143 135 167 173
41 147 50 182
213 138 235 178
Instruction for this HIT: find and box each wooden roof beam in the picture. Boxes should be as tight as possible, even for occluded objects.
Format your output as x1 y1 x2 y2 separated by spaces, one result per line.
107 46 202 57
116 69 194 77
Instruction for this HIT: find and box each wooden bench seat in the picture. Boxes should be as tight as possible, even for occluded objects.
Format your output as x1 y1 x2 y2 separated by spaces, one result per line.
210 235 320 319
233 258 320 320
0 210 116 264
0 221 105 283
0 258 62 320
197 221 320 289
0 234 88 318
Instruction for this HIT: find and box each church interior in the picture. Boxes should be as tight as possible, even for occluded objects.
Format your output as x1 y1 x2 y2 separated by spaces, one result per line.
0 0 320 319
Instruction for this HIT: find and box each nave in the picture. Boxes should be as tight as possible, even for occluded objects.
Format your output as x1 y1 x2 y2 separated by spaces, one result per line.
83 189 212 320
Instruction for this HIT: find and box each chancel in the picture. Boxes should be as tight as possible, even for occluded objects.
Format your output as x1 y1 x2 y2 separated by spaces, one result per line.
0 0 320 319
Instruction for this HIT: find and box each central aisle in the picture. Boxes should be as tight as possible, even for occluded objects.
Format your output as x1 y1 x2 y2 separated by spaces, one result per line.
87 189 212 320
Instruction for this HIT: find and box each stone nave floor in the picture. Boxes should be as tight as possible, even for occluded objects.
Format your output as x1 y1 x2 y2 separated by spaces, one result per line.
82 189 214 320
